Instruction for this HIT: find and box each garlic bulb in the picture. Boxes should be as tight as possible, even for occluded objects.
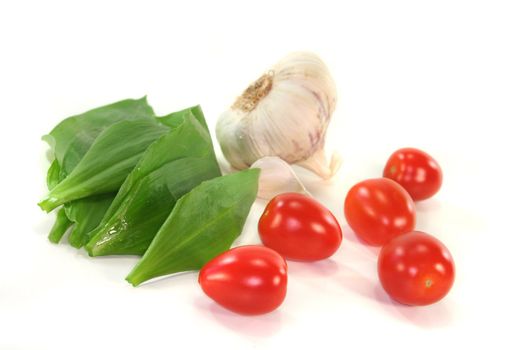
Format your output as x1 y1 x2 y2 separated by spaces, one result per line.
216 52 339 179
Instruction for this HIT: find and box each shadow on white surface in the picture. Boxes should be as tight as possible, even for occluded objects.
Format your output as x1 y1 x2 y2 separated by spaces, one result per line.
373 285 454 328
193 297 284 337
133 271 198 290
342 226 381 255
32 216 56 238
336 265 377 301
286 259 339 277
415 199 442 213
338 225 454 329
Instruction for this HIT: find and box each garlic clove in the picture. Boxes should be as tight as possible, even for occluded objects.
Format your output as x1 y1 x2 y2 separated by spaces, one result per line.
250 156 310 199
296 149 342 180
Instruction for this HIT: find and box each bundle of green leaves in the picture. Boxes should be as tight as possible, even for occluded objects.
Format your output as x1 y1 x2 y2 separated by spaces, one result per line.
39 97 260 286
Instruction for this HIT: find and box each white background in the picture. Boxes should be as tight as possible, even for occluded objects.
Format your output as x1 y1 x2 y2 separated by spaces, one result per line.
1 0 524 349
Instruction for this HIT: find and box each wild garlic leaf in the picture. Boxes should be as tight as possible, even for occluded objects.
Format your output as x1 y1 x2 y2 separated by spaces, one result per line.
43 97 156 243
62 107 211 248
85 114 221 257
158 105 208 132
46 159 62 190
126 168 260 286
43 102 209 246
65 193 115 248
39 119 171 212
48 207 73 243
43 97 155 176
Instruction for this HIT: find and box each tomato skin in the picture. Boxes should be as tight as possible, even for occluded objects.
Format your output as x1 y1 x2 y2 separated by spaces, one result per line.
383 148 443 201
198 246 287 315
258 193 342 261
344 178 416 246
378 231 455 306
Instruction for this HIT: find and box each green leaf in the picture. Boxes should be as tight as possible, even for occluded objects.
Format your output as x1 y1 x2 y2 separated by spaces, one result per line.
45 159 72 244
46 159 62 190
48 207 73 243
126 169 260 286
85 114 221 257
61 107 210 248
43 97 155 176
39 119 171 212
65 194 115 248
42 97 156 243
158 105 208 132
42 102 209 247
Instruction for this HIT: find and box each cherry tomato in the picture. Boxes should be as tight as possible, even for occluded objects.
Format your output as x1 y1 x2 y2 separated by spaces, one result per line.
378 231 455 306
383 147 443 201
198 245 287 315
258 193 342 261
344 178 415 246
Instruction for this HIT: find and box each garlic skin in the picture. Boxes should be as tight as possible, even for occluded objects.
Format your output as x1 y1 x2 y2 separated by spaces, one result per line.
216 52 338 179
250 157 310 199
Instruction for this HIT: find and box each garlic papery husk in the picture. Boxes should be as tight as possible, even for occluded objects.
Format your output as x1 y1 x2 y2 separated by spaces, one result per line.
216 52 338 179
250 156 310 199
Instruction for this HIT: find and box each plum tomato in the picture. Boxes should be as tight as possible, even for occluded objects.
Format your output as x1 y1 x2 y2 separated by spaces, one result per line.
378 231 455 306
258 193 342 261
198 245 287 315
344 178 415 246
383 147 443 201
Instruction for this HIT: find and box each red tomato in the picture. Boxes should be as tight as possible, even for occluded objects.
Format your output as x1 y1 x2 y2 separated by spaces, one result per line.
378 231 455 306
258 193 342 261
383 147 443 201
344 178 415 246
198 245 287 315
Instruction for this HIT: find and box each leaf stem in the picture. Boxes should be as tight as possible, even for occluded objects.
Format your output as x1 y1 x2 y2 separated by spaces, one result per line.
48 208 73 243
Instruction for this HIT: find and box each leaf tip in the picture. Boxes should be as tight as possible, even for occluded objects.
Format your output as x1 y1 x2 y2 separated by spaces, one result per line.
125 272 143 287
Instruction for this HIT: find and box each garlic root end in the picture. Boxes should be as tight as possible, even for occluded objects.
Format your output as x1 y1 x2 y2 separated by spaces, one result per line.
296 149 342 180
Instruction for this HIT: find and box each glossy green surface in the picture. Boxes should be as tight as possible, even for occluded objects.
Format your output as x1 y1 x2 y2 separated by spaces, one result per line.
85 115 221 257
126 169 260 286
66 194 115 248
47 207 73 243
41 99 245 284
44 97 155 178
41 99 210 248
39 119 171 211
42 98 157 243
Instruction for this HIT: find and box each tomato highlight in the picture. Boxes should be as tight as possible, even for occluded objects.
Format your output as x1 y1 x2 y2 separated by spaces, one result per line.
344 178 416 246
378 231 455 306
383 147 443 201
259 193 342 261
199 245 287 315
